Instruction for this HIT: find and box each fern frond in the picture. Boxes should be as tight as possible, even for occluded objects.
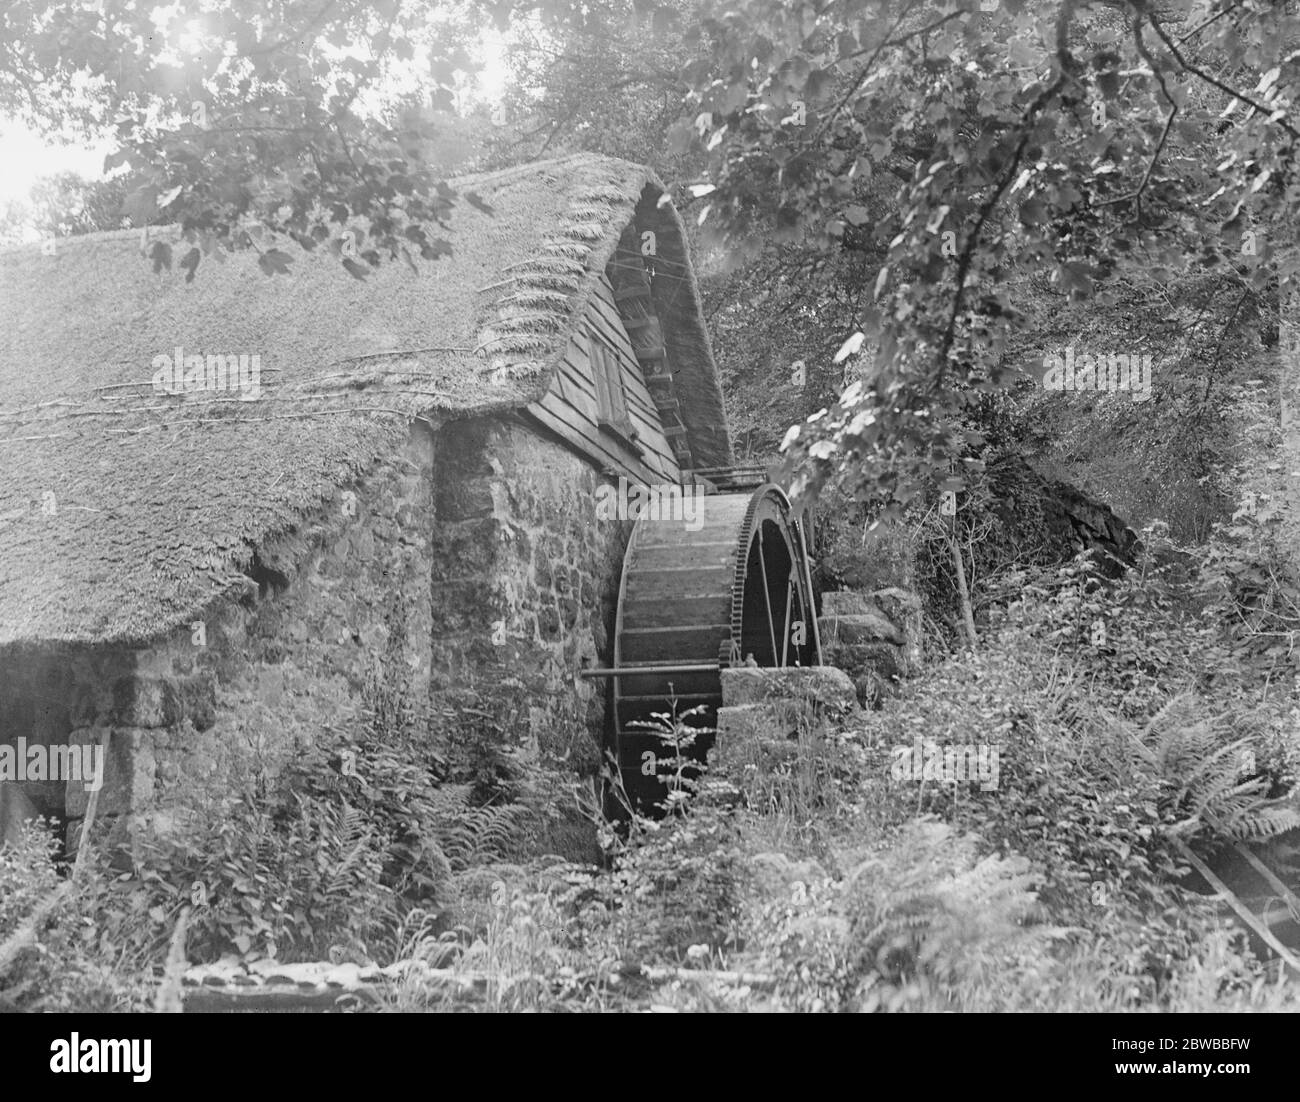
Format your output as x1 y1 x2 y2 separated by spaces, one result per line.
1141 692 1190 743
1222 805 1300 841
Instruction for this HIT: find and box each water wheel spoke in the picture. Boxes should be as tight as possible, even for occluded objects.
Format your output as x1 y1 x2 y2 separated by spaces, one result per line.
756 527 779 663
780 578 794 666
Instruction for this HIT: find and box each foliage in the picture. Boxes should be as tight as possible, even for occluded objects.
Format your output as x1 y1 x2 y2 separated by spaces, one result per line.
832 809 1287 1010
0 820 155 1013
0 816 60 943
853 605 1184 921
0 640 561 1013
1197 477 1300 679
1125 692 1300 843
831 541 1298 1000
135 787 399 964
759 545 1299 1010
657 0 1300 513
0 170 140 244
627 700 711 818
843 818 1046 1012
0 0 492 281
999 258 1268 543
489 0 705 174
594 702 746 961
601 801 745 964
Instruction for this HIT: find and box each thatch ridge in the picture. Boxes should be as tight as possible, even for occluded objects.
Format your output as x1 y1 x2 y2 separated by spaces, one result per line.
0 153 732 646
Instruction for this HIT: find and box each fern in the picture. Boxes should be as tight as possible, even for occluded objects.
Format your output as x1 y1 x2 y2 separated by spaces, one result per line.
846 818 1043 998
430 789 527 872
1123 694 1300 844
325 802 375 899
1224 805 1300 841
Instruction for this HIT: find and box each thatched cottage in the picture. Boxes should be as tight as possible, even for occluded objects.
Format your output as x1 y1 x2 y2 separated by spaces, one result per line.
0 152 734 850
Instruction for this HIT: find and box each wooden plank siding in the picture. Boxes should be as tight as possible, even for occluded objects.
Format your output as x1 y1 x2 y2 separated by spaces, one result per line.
525 272 681 485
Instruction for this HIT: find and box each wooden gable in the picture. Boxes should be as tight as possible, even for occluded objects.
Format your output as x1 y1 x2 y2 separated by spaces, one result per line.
523 272 682 484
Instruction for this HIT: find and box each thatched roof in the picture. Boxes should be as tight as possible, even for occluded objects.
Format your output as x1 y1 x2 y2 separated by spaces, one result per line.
0 153 731 647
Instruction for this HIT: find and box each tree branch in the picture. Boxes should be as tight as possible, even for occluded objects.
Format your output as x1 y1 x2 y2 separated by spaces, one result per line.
1145 9 1300 141
928 0 1081 392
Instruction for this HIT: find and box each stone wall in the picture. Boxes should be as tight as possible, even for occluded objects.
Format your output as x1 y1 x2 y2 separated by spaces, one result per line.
428 420 630 775
984 455 1142 576
1 417 629 858
1 422 437 854
818 587 922 708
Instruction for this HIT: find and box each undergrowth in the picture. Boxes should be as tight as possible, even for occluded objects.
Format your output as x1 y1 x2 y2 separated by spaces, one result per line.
5 503 1300 1013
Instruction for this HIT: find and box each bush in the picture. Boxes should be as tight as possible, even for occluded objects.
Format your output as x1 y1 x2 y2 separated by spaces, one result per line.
830 547 1300 1010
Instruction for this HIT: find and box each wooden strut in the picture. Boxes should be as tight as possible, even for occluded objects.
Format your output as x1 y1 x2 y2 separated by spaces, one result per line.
789 517 820 664
780 579 794 667
756 527 779 662
71 728 111 882
154 906 192 1014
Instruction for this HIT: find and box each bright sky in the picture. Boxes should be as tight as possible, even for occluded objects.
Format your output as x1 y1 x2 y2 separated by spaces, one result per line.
0 127 109 206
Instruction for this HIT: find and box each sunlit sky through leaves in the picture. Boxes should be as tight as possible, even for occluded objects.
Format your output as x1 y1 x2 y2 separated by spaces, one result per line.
0 9 512 221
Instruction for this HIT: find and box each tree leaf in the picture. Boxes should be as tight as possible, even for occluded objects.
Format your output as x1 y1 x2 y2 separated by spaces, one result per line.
258 248 293 276
835 331 866 363
149 241 172 273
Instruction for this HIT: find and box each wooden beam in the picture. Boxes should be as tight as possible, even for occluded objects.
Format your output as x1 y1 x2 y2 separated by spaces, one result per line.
1203 812 1300 921
1172 836 1300 977
579 663 721 679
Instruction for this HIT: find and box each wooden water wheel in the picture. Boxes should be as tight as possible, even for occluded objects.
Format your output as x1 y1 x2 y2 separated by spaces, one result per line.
589 483 821 810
